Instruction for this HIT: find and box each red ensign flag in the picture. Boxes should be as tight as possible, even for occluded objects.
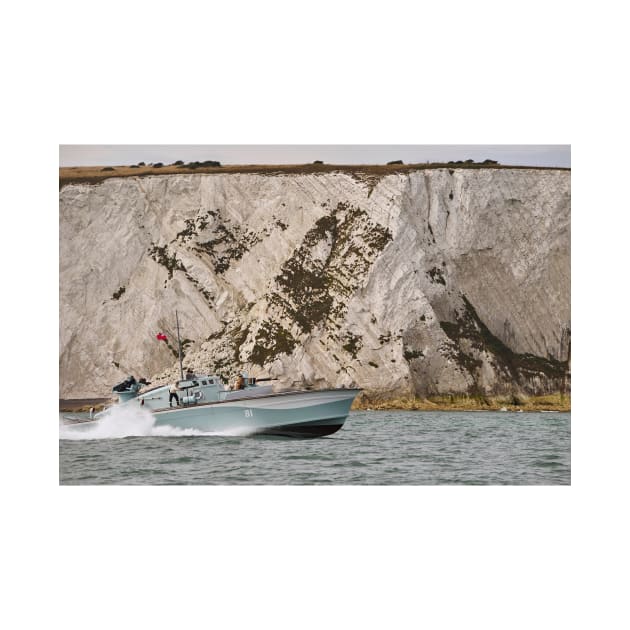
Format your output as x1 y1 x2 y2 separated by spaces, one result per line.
156 333 168 341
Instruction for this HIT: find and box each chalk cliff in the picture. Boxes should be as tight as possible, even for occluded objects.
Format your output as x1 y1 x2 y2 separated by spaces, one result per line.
59 167 570 398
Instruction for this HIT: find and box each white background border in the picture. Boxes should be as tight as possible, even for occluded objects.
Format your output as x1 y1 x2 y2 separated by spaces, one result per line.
4 0 627 628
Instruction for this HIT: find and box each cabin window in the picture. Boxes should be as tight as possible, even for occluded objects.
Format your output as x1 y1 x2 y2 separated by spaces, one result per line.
208 379 214 385
201 380 207 386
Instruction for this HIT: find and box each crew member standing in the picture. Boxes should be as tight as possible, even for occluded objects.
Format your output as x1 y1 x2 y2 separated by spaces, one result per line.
169 383 180 407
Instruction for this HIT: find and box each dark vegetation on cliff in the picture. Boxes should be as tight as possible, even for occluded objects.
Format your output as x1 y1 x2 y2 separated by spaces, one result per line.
438 295 569 394
245 202 392 366
148 244 186 279
185 201 394 369
171 207 289 276
269 201 392 333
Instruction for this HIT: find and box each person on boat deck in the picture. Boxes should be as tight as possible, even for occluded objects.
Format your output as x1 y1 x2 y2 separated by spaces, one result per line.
234 374 245 390
169 383 180 407
185 368 195 380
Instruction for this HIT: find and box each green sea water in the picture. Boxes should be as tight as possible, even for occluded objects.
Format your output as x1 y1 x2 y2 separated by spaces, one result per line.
59 409 570 485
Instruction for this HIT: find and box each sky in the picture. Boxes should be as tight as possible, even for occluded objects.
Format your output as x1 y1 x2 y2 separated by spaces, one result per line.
59 144 570 168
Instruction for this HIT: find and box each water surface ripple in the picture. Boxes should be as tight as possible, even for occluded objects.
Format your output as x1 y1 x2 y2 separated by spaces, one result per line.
59 410 570 485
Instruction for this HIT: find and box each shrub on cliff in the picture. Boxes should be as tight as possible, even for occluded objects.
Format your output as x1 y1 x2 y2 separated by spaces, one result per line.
182 160 221 169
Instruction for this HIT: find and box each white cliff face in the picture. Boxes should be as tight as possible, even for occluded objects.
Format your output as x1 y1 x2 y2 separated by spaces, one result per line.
59 168 570 398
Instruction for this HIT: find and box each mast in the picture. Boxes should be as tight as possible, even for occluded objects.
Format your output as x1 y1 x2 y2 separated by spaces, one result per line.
176 310 184 380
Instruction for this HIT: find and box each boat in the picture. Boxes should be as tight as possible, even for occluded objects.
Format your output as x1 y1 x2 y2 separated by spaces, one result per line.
66 311 360 437
107 373 360 437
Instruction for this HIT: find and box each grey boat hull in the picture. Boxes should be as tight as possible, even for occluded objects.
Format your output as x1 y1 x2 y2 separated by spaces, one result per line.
151 388 359 437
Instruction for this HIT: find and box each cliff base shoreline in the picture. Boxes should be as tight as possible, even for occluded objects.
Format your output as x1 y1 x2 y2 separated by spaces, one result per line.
352 392 571 412
60 393 570 413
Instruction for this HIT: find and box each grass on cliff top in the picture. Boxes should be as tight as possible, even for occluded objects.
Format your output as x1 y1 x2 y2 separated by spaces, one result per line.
59 162 570 189
352 392 571 412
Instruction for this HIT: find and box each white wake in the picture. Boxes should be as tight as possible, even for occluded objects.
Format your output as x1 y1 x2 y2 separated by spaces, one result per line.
59 405 257 440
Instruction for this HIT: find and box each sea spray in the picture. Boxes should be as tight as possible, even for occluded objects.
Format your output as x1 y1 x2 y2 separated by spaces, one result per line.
150 424 256 437
59 406 258 440
59 405 156 440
